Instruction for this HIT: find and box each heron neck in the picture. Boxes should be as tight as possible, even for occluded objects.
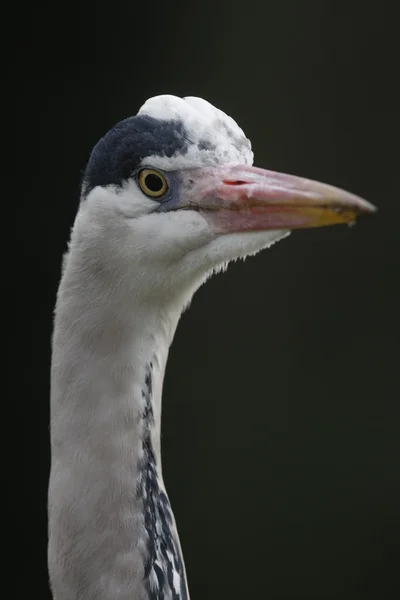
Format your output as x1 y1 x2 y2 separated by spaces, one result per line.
49 248 188 598
51 258 180 464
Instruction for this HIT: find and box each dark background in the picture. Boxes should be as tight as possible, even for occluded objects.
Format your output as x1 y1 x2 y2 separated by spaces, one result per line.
15 1 399 598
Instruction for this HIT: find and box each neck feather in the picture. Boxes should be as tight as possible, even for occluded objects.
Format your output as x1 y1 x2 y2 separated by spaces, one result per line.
48 247 190 600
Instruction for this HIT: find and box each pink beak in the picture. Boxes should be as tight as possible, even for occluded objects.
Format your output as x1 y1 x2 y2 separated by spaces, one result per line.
174 164 376 233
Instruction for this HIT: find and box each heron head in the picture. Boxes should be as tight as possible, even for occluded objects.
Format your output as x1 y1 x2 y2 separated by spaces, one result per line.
76 95 375 299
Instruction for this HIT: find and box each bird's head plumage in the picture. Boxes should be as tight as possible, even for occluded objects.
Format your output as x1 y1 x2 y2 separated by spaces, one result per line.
71 95 375 300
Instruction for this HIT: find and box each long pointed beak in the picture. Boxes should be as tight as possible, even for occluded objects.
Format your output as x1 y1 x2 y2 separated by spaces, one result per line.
174 164 376 233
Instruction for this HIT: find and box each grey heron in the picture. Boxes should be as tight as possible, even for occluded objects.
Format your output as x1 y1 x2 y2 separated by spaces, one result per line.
48 94 375 599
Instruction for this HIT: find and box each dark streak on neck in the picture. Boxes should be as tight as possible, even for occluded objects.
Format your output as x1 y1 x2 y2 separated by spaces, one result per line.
139 362 188 600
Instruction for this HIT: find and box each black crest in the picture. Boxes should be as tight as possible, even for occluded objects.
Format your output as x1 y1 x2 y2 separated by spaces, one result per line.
83 115 191 196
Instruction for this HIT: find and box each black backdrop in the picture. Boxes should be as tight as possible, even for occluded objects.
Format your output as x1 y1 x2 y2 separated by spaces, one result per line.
15 2 399 598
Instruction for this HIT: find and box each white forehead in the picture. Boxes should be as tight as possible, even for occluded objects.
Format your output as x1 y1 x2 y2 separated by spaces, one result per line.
138 95 254 170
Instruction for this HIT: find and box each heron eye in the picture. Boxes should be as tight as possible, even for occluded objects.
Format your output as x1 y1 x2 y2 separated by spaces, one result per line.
138 169 168 198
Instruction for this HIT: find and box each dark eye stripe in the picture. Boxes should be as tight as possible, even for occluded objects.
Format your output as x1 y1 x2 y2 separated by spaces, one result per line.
82 116 190 197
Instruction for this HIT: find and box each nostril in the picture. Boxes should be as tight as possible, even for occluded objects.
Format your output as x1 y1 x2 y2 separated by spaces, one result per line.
223 180 247 186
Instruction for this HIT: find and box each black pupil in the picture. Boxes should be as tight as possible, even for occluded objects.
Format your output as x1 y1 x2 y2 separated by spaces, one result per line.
145 173 163 192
